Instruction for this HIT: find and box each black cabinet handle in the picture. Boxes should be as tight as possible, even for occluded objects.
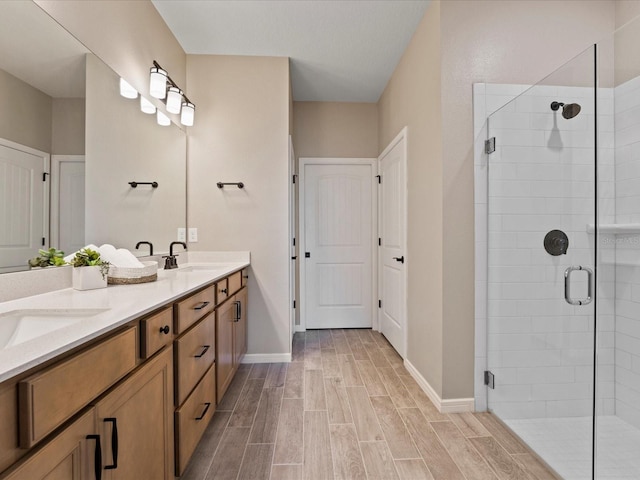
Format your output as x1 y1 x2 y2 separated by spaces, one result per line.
393 256 405 264
195 402 211 421
195 345 210 358
159 325 170 335
86 434 102 480
220 288 227 294
104 418 118 470
233 301 241 322
193 301 210 311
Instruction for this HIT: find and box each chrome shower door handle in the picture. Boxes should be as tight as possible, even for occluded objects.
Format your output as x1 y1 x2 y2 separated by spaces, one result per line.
564 265 593 306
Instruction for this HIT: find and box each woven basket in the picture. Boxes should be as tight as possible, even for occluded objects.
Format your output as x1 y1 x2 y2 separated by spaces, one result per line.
108 261 158 285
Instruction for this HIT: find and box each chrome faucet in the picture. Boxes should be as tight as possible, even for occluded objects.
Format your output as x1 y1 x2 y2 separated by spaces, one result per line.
135 241 153 256
163 241 187 269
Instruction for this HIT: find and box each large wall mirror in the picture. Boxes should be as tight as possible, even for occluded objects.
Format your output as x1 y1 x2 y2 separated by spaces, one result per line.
0 1 186 273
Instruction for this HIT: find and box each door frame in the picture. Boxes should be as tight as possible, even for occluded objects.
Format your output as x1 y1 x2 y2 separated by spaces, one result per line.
0 136 50 256
50 154 85 250
377 127 408 357
288 136 296 344
298 157 378 332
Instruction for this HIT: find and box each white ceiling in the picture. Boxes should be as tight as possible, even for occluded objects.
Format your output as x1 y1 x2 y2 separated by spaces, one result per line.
151 0 430 103
0 1 88 98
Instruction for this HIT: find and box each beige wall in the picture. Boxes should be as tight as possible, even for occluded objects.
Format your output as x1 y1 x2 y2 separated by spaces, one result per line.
35 0 185 123
85 54 186 250
0 68 51 153
186 55 291 356
52 98 85 155
378 2 444 395
616 0 640 27
293 102 378 158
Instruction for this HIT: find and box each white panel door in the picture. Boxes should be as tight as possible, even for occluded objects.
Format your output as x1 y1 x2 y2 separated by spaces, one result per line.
58 159 85 255
0 143 46 272
303 163 374 329
378 130 407 357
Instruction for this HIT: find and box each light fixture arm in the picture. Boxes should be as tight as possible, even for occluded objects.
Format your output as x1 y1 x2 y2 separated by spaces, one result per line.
152 60 193 105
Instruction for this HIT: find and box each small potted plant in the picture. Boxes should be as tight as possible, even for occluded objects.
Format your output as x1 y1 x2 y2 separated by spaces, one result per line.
28 248 66 268
71 248 110 290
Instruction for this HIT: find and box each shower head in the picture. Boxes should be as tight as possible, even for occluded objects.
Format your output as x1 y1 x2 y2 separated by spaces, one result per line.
550 101 581 119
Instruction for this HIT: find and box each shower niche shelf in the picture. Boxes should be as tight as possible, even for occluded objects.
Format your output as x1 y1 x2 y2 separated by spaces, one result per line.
586 223 640 234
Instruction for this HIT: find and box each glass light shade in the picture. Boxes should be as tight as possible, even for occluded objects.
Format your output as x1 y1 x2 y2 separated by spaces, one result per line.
156 110 170 126
140 96 156 114
149 67 167 99
119 77 138 99
166 86 182 114
180 102 195 126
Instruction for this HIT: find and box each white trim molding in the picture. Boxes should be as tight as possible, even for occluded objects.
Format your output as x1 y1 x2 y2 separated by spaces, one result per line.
404 359 475 414
241 353 292 364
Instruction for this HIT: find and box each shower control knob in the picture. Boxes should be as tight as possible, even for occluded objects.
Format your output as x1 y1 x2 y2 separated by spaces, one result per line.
544 230 569 256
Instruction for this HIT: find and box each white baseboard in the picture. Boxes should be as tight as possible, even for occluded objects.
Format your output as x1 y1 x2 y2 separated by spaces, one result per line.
295 325 306 333
241 353 292 364
404 359 475 413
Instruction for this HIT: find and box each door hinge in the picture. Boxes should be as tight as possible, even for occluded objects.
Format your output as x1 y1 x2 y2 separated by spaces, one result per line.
484 137 496 154
484 370 495 389
376 175 381 184
378 299 382 308
41 237 46 246
293 237 296 246
42 172 49 182
292 174 297 184
293 300 296 309
378 237 381 246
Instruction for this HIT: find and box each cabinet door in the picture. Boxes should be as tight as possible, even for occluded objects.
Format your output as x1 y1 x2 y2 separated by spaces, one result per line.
233 288 248 366
1 409 96 480
95 347 174 480
216 299 235 404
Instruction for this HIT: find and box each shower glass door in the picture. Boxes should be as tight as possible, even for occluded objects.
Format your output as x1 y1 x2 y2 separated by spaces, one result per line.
486 45 597 479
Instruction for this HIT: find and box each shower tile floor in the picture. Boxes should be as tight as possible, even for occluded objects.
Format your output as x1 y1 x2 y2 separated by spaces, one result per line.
506 416 640 479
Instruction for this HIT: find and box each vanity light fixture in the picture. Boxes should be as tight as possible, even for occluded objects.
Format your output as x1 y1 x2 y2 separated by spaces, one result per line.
149 65 168 99
119 77 138 99
180 101 195 127
140 96 156 114
157 110 170 126
166 86 182 114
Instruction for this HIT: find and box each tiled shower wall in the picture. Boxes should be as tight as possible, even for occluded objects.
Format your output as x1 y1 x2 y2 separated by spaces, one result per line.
474 82 616 419
613 75 640 429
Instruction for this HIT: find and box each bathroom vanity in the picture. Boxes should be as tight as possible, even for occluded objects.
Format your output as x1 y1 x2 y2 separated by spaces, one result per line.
0 255 249 479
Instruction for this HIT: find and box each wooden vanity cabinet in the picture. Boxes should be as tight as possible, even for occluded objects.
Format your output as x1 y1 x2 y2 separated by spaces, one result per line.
216 286 248 403
0 409 97 480
94 346 174 480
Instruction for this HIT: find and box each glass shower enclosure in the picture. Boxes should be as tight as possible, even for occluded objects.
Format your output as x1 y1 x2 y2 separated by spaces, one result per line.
483 17 640 480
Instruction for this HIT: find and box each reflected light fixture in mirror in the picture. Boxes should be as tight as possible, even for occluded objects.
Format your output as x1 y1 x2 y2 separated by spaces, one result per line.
166 86 182 114
140 96 156 114
157 110 170 126
181 102 195 127
149 65 167 99
119 77 138 99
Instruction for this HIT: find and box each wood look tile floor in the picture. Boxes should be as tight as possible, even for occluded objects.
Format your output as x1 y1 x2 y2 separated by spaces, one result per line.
181 330 560 480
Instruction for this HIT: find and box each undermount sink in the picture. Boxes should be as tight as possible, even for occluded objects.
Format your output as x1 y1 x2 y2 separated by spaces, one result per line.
0 309 110 349
176 265 228 273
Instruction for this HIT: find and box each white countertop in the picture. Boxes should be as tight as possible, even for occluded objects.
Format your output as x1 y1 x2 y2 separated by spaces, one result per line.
0 252 249 383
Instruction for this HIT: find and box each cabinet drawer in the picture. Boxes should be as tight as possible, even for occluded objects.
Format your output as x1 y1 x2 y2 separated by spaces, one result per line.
175 313 215 406
174 285 215 334
140 307 173 359
175 364 216 476
18 327 137 448
216 278 229 305
228 271 242 296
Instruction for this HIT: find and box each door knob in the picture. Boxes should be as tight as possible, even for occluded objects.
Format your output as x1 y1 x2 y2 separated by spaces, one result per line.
393 256 405 264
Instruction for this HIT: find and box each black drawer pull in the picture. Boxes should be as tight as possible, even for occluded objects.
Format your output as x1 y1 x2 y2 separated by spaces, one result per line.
86 434 102 480
104 418 118 470
220 288 227 294
159 325 170 335
195 402 211 421
194 345 210 358
193 301 210 311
